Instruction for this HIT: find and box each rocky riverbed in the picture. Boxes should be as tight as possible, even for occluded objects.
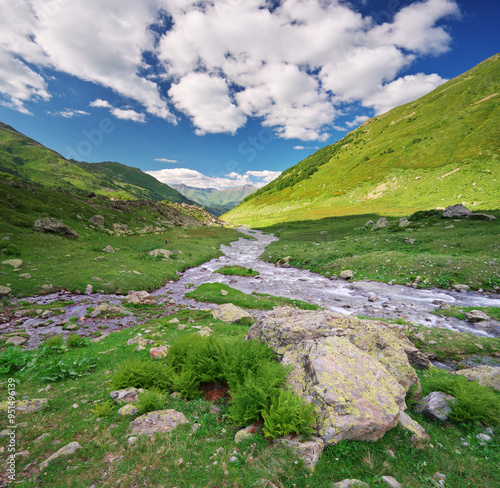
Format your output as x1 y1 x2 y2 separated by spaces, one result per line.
2 227 500 350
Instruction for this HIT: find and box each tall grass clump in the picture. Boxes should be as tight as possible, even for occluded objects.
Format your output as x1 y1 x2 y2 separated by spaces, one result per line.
422 369 500 426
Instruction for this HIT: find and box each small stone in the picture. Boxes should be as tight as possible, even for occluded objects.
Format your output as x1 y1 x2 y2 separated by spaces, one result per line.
339 270 354 280
102 245 115 253
168 318 180 324
229 456 238 464
128 436 138 445
72 404 78 409
465 310 490 323
386 449 396 458
19 273 32 279
6 336 27 346
381 475 402 488
39 442 82 470
451 284 470 292
476 433 492 442
150 345 169 359
2 259 23 268
334 479 369 488
221 289 228 296
434 473 446 481
0 285 12 297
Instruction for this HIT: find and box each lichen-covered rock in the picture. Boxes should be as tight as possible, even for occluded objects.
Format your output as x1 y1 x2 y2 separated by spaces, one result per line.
90 304 130 318
273 435 324 471
339 270 353 280
110 388 145 404
465 310 490 322
0 398 48 414
2 259 23 268
39 442 82 469
127 335 155 347
454 366 500 391
235 424 260 443
129 409 189 436
0 285 11 297
150 345 169 359
247 308 421 445
416 391 455 421
33 218 78 238
118 404 139 416
126 290 156 305
211 303 255 325
398 411 428 441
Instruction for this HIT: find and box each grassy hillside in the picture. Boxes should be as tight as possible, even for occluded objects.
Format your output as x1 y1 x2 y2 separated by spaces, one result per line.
0 123 191 203
172 184 257 216
225 54 500 227
0 176 240 297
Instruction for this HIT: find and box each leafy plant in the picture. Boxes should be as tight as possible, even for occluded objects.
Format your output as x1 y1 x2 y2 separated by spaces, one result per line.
135 388 169 414
91 400 115 418
41 356 97 382
262 388 317 439
0 346 29 374
422 369 500 426
67 334 91 348
111 359 173 390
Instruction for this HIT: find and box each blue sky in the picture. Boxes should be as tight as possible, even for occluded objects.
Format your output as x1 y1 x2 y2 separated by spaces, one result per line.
0 0 498 190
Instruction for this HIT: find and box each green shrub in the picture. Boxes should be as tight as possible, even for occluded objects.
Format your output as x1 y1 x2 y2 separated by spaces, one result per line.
0 346 29 374
111 359 173 390
422 369 500 426
67 334 90 348
41 356 97 382
262 388 317 439
44 335 64 348
91 400 115 418
135 388 169 414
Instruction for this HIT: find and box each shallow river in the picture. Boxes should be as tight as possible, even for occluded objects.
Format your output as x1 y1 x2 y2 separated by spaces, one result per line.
9 228 500 348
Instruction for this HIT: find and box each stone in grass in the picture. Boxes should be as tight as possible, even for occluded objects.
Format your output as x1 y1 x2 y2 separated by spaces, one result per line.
339 269 353 280
0 399 48 414
127 335 155 347
235 424 260 443
118 404 139 416
90 304 130 318
129 410 189 436
415 391 455 421
398 411 428 441
39 442 82 470
211 303 255 325
6 336 27 346
464 310 490 322
0 285 11 297
273 435 324 472
102 245 115 253
150 345 169 359
453 366 500 391
110 388 145 404
371 217 388 230
2 259 23 268
381 476 402 488
334 480 370 488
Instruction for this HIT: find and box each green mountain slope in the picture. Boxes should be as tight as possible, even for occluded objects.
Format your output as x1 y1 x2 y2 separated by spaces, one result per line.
171 184 257 216
0 122 191 204
225 54 500 227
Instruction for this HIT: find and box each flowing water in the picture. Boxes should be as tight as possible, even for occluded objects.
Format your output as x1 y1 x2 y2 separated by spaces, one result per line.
6 228 500 348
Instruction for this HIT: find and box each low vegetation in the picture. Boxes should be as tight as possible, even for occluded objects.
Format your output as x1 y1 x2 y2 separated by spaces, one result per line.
257 210 500 290
0 306 498 487
214 265 260 277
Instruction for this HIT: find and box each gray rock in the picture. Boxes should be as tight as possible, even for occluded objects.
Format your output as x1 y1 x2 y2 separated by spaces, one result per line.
126 291 155 305
33 218 78 239
0 285 11 297
381 476 402 488
129 410 189 436
2 259 23 268
416 391 455 421
453 366 500 391
465 310 490 322
88 215 104 228
273 435 324 472
398 411 428 441
211 303 255 325
110 388 145 404
128 436 138 445
6 336 27 346
85 284 93 295
469 213 495 221
476 433 492 442
372 217 388 230
19 273 31 279
149 249 171 259
442 204 471 218
39 442 82 470
102 245 115 253
399 218 410 227
451 284 470 292
339 270 354 280
334 480 370 488
364 220 374 227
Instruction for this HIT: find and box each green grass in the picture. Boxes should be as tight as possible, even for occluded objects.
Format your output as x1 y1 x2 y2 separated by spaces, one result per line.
1 306 498 487
432 306 500 322
213 265 260 277
252 211 500 290
185 283 321 310
0 178 242 297
225 55 500 227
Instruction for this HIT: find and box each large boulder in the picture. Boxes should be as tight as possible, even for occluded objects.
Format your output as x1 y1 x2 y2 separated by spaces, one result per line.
415 391 455 421
33 218 78 238
372 218 388 230
442 204 472 218
453 366 500 391
247 308 420 445
211 303 255 325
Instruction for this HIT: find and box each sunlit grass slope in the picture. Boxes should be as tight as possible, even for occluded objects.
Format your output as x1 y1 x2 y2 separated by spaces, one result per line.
224 54 500 227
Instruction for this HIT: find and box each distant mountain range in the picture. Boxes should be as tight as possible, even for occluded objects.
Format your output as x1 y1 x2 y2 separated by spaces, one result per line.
225 54 500 227
171 184 257 216
0 122 192 204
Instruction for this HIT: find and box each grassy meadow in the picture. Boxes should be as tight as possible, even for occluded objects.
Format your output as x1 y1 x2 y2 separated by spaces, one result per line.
257 210 500 291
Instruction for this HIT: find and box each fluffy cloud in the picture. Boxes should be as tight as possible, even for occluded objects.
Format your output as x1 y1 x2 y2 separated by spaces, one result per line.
154 158 178 163
48 108 90 118
346 115 370 128
0 0 459 138
363 73 447 115
146 167 280 189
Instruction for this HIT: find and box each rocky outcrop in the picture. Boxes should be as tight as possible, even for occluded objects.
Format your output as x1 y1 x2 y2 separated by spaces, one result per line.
33 218 78 238
247 308 421 445
372 217 388 230
88 215 104 228
442 204 472 218
125 290 156 305
453 366 500 391
129 409 189 436
211 303 255 325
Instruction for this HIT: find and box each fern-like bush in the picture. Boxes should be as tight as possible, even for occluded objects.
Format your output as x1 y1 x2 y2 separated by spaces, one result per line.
91 400 115 418
262 388 317 439
422 369 500 426
111 359 174 390
135 388 169 414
